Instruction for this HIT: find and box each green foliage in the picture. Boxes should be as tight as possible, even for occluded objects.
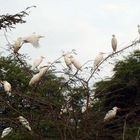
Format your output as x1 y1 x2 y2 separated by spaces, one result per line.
0 55 65 139
92 50 140 140
0 56 30 92
0 55 89 140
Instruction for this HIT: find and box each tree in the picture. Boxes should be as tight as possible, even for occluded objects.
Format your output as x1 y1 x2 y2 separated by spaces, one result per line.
0 55 65 139
93 50 140 140
1 6 140 140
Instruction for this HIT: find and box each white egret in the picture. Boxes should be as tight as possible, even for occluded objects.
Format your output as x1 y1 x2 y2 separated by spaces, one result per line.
69 55 82 70
23 32 44 48
18 116 31 131
94 52 105 69
1 127 13 138
137 25 140 35
29 65 49 86
31 56 45 70
104 106 120 122
39 66 49 76
2 81 12 96
29 73 42 86
13 37 23 53
111 34 117 52
62 52 72 70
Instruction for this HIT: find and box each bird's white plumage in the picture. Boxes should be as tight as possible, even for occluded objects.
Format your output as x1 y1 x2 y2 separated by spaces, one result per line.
23 32 44 48
69 55 82 70
13 37 23 53
29 73 42 86
63 53 72 70
111 35 117 52
138 25 140 34
29 65 49 86
31 56 45 70
104 106 119 122
94 52 105 69
1 127 13 138
18 116 31 131
2 81 12 96
39 66 49 76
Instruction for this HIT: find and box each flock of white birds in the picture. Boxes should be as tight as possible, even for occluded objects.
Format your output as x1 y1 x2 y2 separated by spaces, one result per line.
0 25 140 138
0 32 118 94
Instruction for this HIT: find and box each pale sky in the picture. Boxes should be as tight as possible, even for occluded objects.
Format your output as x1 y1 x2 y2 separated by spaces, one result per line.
0 0 140 65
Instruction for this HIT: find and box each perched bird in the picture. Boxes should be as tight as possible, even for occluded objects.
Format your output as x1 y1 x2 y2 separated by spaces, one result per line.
104 106 120 122
31 56 45 70
23 32 44 48
18 116 31 131
13 37 23 53
69 55 82 70
94 52 105 69
62 52 72 70
39 66 49 76
29 65 49 86
2 81 12 96
111 34 117 52
137 25 140 35
1 127 13 138
29 73 42 86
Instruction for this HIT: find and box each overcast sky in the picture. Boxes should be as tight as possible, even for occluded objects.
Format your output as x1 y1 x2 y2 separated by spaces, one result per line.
0 0 140 64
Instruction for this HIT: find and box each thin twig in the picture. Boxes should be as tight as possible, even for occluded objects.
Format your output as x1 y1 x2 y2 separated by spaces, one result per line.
136 126 140 140
123 115 128 140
